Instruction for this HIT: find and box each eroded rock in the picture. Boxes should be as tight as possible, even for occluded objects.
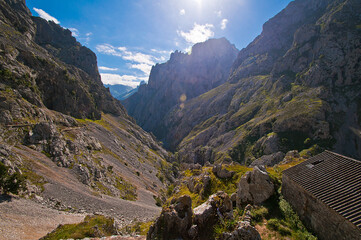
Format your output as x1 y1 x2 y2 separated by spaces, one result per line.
236 166 274 206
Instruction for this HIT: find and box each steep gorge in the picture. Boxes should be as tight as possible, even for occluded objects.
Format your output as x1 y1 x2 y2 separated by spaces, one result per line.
123 38 239 149
169 0 361 164
128 0 361 164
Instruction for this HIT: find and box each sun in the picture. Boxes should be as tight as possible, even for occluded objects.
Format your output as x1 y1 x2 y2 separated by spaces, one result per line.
194 0 202 7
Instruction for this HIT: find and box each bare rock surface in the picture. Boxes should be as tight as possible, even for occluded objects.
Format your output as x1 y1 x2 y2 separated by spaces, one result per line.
220 205 261 240
236 166 275 206
250 151 285 167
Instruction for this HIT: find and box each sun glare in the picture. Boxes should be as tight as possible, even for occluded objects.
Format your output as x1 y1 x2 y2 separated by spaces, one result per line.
194 0 202 7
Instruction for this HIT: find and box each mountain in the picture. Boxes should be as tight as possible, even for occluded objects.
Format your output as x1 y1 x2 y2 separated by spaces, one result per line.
104 84 134 100
0 0 172 233
154 0 361 164
122 38 239 149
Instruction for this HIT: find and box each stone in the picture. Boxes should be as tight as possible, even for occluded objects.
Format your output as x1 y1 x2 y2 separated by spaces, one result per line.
250 151 285 167
194 191 233 239
236 166 274 206
147 195 193 240
220 221 261 240
212 164 235 179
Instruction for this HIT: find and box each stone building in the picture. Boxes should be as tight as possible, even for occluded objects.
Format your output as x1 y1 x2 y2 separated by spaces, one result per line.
282 151 361 240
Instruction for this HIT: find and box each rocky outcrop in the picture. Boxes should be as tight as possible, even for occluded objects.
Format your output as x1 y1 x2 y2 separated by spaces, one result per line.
250 151 285 167
193 192 233 239
212 164 235 179
0 0 125 120
123 38 238 150
220 205 261 240
148 193 262 240
147 195 193 240
236 166 275 206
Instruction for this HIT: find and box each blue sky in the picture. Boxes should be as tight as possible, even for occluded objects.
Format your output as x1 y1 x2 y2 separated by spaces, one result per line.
27 0 292 88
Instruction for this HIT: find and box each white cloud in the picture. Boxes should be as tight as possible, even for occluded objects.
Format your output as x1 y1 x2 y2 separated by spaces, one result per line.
215 10 222 18
68 28 79 37
100 73 141 88
96 44 155 65
99 66 118 71
33 8 60 24
86 32 93 36
130 63 153 75
180 9 186 15
221 19 228 30
122 51 155 65
96 44 122 57
177 23 214 44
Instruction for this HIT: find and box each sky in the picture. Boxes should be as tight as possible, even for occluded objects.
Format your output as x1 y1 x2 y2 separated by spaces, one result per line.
26 0 292 88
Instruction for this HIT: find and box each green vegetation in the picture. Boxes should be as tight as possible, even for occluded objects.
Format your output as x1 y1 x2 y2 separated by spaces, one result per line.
40 215 116 240
115 177 137 201
122 221 154 236
0 162 26 195
169 165 251 208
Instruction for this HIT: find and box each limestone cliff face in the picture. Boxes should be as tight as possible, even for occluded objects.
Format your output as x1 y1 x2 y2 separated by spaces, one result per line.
0 0 124 119
165 0 361 163
122 38 238 148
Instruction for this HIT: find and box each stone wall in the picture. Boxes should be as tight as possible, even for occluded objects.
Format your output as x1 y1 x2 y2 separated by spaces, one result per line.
282 174 361 240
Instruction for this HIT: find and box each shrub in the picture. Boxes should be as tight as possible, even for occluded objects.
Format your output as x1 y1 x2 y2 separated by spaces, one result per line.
0 162 26 195
40 215 116 240
267 218 280 231
251 207 269 223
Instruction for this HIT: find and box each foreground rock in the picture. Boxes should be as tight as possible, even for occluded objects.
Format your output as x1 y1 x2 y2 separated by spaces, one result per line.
250 152 285 167
236 166 275 206
147 195 193 240
147 192 261 240
220 205 261 240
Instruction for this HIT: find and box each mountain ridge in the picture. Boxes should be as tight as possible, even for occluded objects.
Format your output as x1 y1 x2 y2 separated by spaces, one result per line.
123 37 239 149
141 0 361 164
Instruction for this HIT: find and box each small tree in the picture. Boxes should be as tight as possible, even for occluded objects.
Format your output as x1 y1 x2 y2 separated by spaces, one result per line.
0 162 26 195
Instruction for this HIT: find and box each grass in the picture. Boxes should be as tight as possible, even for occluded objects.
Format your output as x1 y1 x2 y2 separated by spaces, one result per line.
122 221 154 236
115 176 137 201
76 116 112 131
40 215 116 240
168 165 251 208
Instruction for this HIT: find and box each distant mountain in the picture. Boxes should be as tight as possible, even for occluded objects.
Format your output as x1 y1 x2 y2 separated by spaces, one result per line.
165 0 361 164
104 84 134 99
122 38 239 148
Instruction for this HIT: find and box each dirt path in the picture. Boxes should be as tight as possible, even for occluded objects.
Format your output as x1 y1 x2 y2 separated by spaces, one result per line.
0 195 85 240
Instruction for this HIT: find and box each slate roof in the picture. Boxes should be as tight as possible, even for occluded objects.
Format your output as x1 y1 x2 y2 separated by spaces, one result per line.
283 150 361 229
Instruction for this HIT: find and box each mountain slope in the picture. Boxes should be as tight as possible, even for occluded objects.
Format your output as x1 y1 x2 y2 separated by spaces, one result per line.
104 84 134 100
0 0 171 228
122 38 238 149
165 0 361 164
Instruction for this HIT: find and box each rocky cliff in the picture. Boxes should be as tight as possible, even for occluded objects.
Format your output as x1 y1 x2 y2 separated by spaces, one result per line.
122 38 238 149
0 0 171 227
165 0 361 164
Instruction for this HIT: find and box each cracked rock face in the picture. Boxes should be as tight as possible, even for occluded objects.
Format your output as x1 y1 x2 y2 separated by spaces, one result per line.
236 166 275 206
147 195 193 240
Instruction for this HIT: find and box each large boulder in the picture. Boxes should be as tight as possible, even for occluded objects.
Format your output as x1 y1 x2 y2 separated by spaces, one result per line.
194 191 233 240
236 166 275 206
147 195 193 240
250 151 285 167
212 164 235 179
147 192 234 240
